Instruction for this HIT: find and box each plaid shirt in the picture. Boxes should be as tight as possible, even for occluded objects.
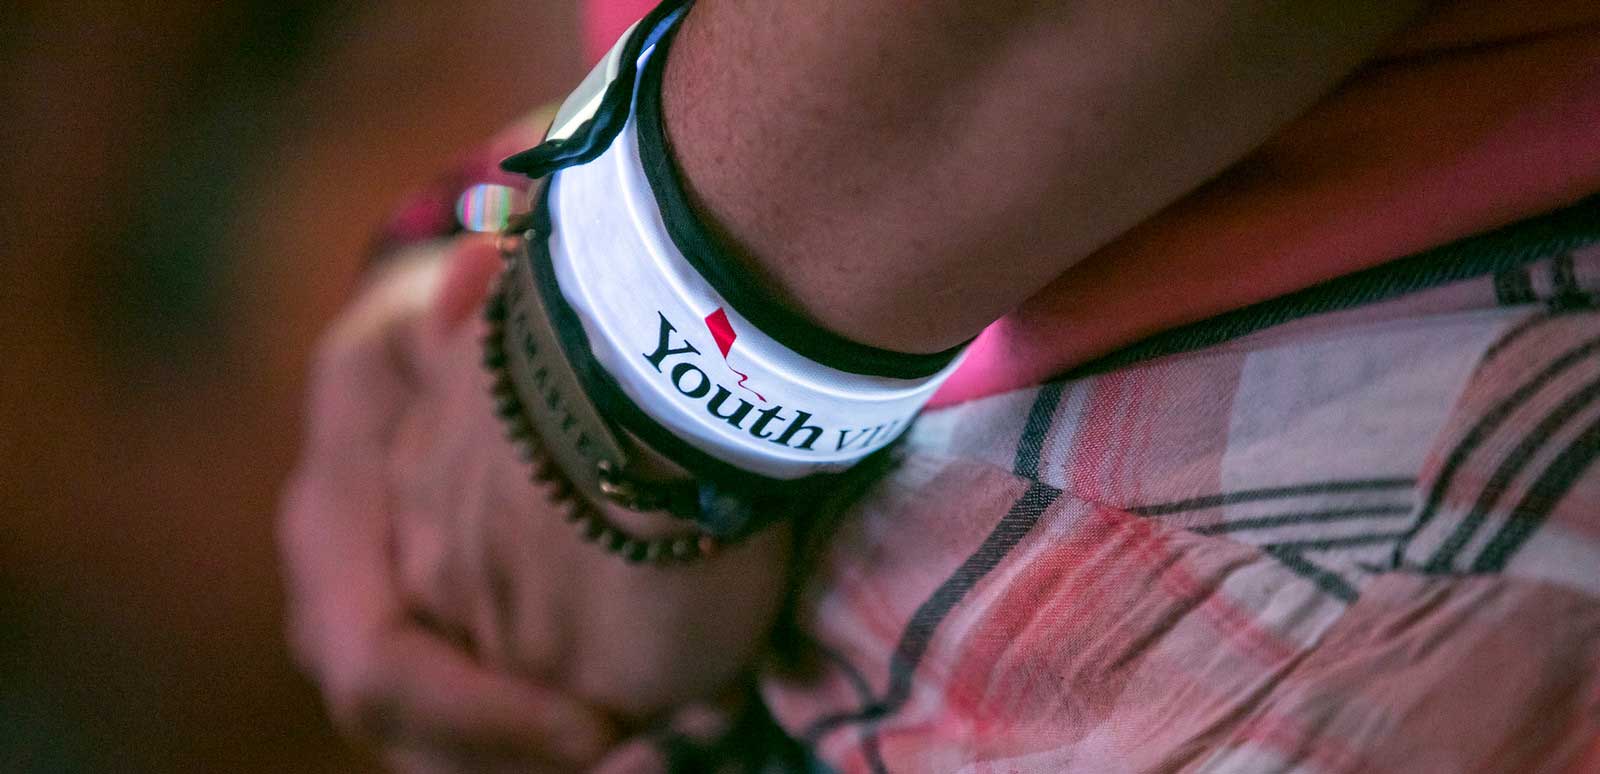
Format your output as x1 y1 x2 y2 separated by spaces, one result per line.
378 128 1600 769
761 205 1600 773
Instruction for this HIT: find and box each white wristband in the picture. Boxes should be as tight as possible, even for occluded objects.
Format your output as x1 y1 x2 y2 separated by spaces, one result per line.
541 40 962 480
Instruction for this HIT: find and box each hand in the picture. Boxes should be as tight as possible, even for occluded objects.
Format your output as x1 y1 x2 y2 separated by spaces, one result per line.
280 236 791 772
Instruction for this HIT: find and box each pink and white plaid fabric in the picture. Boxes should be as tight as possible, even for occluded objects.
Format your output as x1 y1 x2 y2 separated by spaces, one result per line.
762 240 1600 773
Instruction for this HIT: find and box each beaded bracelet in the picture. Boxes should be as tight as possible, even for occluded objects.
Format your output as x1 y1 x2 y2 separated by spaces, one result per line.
482 268 719 565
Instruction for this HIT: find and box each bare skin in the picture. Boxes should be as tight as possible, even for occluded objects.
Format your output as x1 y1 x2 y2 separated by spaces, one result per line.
665 0 1424 352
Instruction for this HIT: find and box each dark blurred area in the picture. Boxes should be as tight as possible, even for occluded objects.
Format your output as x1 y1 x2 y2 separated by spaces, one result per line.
1 3 582 771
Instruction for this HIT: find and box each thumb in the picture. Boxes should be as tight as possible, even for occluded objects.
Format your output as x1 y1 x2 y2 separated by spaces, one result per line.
355 622 619 766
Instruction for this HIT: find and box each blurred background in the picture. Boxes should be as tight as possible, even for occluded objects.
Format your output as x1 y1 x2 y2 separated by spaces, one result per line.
1 2 588 771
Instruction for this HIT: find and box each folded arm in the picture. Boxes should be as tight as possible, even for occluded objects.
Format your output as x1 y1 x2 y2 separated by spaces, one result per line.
664 0 1424 353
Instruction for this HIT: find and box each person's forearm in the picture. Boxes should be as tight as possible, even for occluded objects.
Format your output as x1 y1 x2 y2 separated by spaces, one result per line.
663 0 1423 353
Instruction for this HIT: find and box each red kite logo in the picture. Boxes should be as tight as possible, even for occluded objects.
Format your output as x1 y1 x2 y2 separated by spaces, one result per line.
703 308 766 402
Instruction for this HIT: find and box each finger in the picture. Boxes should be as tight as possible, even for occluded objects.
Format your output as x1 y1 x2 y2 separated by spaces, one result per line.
386 745 553 774
589 694 745 774
357 624 616 766
430 234 503 334
283 376 613 765
385 745 462 774
588 739 669 774
280 245 613 767
278 469 389 671
303 256 443 451
279 259 442 681
386 744 566 774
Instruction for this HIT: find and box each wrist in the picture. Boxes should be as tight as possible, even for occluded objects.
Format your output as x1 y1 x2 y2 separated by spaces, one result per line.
485 0 958 564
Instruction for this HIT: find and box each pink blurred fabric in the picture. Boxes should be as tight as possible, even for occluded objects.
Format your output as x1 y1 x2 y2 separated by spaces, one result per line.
583 0 658 66
583 0 1600 407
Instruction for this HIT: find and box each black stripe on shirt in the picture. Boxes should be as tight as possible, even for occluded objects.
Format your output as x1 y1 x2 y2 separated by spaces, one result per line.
1267 531 1411 553
1392 332 1600 567
1263 546 1359 602
1550 252 1594 310
1471 409 1600 572
799 383 1064 745
1190 504 1411 536
1130 478 1414 516
1423 371 1600 571
1494 266 1538 306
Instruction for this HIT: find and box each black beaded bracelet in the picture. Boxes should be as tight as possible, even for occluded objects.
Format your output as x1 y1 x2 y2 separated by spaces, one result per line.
481 263 719 566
